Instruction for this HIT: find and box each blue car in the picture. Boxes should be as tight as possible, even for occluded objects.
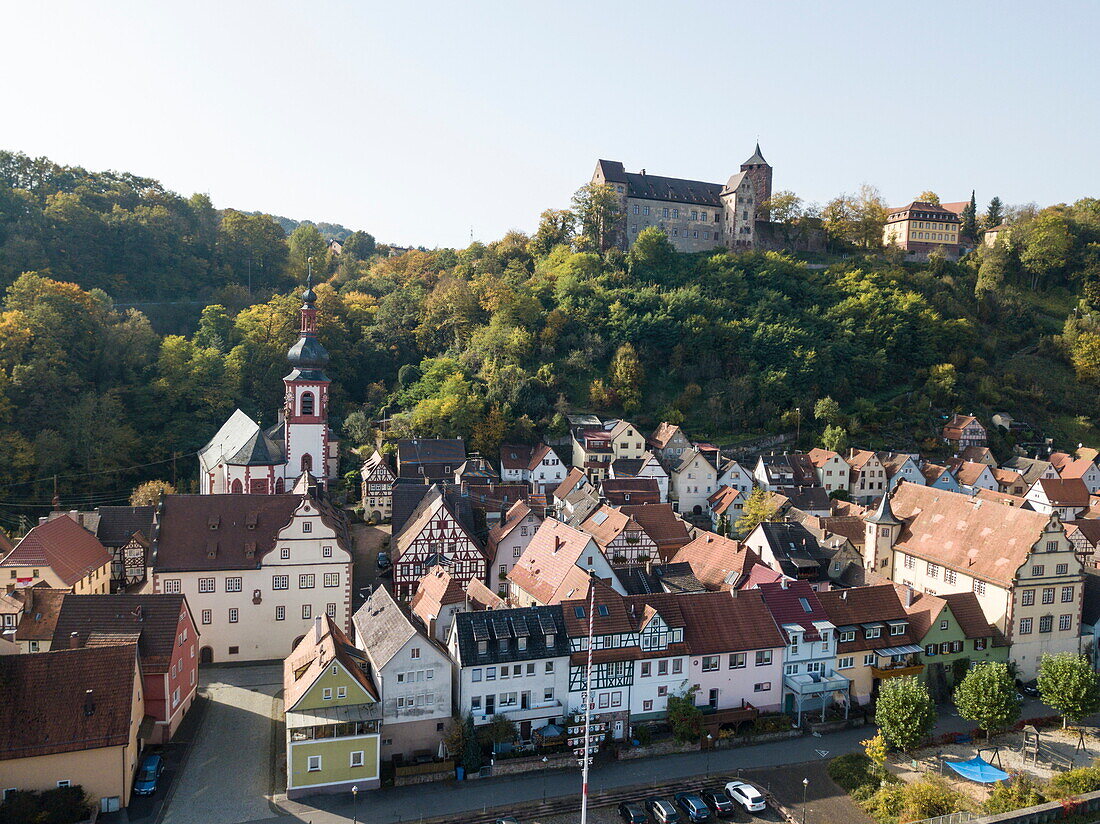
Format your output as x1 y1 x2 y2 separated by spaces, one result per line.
134 753 164 796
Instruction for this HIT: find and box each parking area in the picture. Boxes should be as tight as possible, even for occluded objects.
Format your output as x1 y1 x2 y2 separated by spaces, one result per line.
349 521 390 608
159 664 283 824
748 759 871 824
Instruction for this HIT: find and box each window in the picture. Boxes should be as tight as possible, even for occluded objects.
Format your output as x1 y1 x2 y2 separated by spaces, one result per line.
228 608 239 623
323 545 332 558
1039 615 1053 633
657 660 668 676
1046 541 1058 552
1032 565 1045 577
198 577 215 593
486 667 496 680
272 575 289 590
301 391 315 416
838 656 854 669
657 685 668 697
974 638 986 651
1022 589 1035 606
324 573 339 588
864 653 876 666
302 604 312 619
904 554 914 570
163 579 181 594
839 630 855 643
754 682 771 692
973 580 986 596
201 609 211 625
322 687 332 700
307 755 322 772
1042 588 1055 605
890 624 905 636
299 574 316 589
1020 617 1033 634
337 686 347 699
729 653 746 669
945 569 957 585
702 655 719 672
785 663 799 676
632 205 639 215
350 750 365 768
643 700 653 711
755 650 772 666
326 603 336 617
56 780 71 788
1062 586 1074 603
865 626 881 639
229 646 239 655
225 577 242 592
1060 614 1072 631
275 606 285 621
1057 563 1069 575
672 658 683 674
926 562 939 579
411 647 421 660
640 662 651 677
280 548 290 560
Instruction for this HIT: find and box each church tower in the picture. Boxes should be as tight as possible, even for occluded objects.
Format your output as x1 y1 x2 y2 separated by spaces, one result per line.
283 277 331 487
740 143 773 220
864 485 902 576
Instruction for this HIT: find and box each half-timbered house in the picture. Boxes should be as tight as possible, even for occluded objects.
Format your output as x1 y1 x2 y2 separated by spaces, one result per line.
580 505 659 565
391 484 487 600
360 450 396 522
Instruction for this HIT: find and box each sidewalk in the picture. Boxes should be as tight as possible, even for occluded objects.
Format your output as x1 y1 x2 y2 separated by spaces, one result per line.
271 726 870 824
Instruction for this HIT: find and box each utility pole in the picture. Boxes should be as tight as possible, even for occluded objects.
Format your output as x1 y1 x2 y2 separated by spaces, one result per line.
580 574 596 824
795 407 801 446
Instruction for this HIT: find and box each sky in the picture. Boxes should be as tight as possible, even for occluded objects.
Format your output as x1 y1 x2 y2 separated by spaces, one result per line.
3 1 1098 249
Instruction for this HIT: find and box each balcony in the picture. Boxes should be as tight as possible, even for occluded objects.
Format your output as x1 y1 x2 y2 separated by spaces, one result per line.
476 699 563 725
871 663 925 680
783 670 850 697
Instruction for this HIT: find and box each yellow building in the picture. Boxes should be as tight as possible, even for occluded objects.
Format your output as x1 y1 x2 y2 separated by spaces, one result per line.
0 516 112 596
285 616 382 799
883 201 961 259
0 644 145 814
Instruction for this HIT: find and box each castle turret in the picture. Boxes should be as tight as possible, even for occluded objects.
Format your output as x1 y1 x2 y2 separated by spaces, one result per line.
283 276 331 484
740 143 773 220
864 484 902 575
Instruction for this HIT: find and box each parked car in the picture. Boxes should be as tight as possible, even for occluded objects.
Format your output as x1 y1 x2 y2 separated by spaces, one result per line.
701 790 736 818
376 550 392 570
675 792 712 822
133 753 164 796
1019 680 1040 698
619 801 648 823
645 797 682 824
495 818 520 824
725 780 767 813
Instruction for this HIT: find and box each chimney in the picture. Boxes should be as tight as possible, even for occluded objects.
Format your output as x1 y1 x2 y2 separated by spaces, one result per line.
841 590 847 600
133 605 143 622
83 689 95 717
553 536 563 553
905 585 914 607
780 578 789 590
314 615 323 644
68 631 81 649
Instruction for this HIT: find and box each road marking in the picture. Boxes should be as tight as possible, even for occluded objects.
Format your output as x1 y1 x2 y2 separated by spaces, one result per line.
815 749 830 758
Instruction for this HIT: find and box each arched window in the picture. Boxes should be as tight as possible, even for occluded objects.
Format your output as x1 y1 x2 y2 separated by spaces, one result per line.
301 453 313 474
230 479 243 494
300 391 315 416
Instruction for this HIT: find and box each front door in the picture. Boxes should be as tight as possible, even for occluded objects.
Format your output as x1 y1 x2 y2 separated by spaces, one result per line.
520 720 532 741
613 720 625 740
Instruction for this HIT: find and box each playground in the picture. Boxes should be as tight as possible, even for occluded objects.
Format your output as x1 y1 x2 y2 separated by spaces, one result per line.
890 723 1099 805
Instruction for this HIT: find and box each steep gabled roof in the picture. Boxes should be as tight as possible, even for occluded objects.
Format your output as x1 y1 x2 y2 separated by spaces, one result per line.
409 566 467 625
199 409 285 471
285 616 379 711
672 532 757 590
353 585 422 670
1034 478 1090 506
94 506 156 548
708 486 742 517
617 504 692 559
1 517 112 586
553 468 589 501
12 587 68 641
51 594 191 674
508 520 603 605
757 580 830 640
942 591 1002 641
0 644 138 759
889 483 1055 586
393 485 485 561
1060 458 1099 480
649 422 684 449
807 448 846 469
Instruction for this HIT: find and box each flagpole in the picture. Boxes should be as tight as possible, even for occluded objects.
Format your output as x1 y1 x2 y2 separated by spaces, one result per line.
581 573 596 824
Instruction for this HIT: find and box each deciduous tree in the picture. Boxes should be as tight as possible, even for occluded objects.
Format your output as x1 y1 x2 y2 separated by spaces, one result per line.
954 662 1019 739
1037 652 1100 727
874 675 935 752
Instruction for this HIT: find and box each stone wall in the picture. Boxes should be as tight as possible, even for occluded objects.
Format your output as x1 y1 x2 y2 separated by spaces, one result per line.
969 788 1100 824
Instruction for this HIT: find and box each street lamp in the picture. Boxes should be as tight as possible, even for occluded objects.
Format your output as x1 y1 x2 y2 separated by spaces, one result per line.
706 733 714 776
542 756 549 801
802 778 809 824
351 785 359 824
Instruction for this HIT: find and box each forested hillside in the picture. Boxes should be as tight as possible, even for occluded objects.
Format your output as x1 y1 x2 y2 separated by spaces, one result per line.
1 150 1098 529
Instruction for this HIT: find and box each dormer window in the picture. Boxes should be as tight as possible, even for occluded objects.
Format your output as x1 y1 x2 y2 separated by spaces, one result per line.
865 627 881 639
546 633 555 646
477 640 487 655
890 623 906 636
497 638 508 652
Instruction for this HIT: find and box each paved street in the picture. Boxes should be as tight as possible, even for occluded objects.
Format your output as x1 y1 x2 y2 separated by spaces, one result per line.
349 522 390 610
160 664 283 824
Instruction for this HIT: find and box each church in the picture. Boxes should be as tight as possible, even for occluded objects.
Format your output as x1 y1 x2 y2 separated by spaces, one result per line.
198 280 339 493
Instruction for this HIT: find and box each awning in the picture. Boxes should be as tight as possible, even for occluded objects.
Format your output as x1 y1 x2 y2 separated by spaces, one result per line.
945 756 1010 783
878 644 923 656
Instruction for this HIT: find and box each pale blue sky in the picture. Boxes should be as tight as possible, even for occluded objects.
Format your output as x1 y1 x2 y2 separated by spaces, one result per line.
4 1 1097 248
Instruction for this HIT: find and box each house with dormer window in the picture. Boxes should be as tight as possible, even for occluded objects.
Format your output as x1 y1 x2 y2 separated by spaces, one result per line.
507 519 624 607
757 580 849 725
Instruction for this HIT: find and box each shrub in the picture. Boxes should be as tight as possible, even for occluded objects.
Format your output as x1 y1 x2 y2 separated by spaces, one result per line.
667 688 704 743
900 776 971 822
1047 764 1100 798
0 786 92 824
828 753 878 793
862 784 905 824
983 774 1047 814
633 725 652 746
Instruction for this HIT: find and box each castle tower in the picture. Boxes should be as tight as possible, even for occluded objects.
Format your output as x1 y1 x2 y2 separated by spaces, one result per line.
283 276 331 487
864 485 902 576
740 143 773 220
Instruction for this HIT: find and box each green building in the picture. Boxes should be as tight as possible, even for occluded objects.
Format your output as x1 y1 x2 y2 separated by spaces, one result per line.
903 589 1008 701
284 616 382 799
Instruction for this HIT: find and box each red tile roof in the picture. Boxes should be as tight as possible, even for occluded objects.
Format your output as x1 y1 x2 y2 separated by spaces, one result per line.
818 585 913 652
600 478 661 506
553 468 588 501
707 486 742 516
617 504 692 560
1 517 112 587
409 566 467 623
1059 458 1098 480
508 520 604 604
12 586 68 641
0 644 139 759
941 591 1002 641
756 580 830 640
672 532 757 590
1035 478 1091 506
285 616 379 710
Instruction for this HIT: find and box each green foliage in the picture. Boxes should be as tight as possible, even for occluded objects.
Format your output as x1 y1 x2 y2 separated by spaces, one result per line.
666 688 704 743
734 487 780 536
461 713 481 773
0 785 92 824
983 774 1047 814
814 396 841 424
571 182 623 251
874 676 935 752
131 480 176 506
1047 763 1100 798
953 662 1020 736
822 424 849 453
1037 652 1100 726
899 776 970 822
478 714 518 747
828 753 881 794
985 197 1004 229
862 734 888 775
